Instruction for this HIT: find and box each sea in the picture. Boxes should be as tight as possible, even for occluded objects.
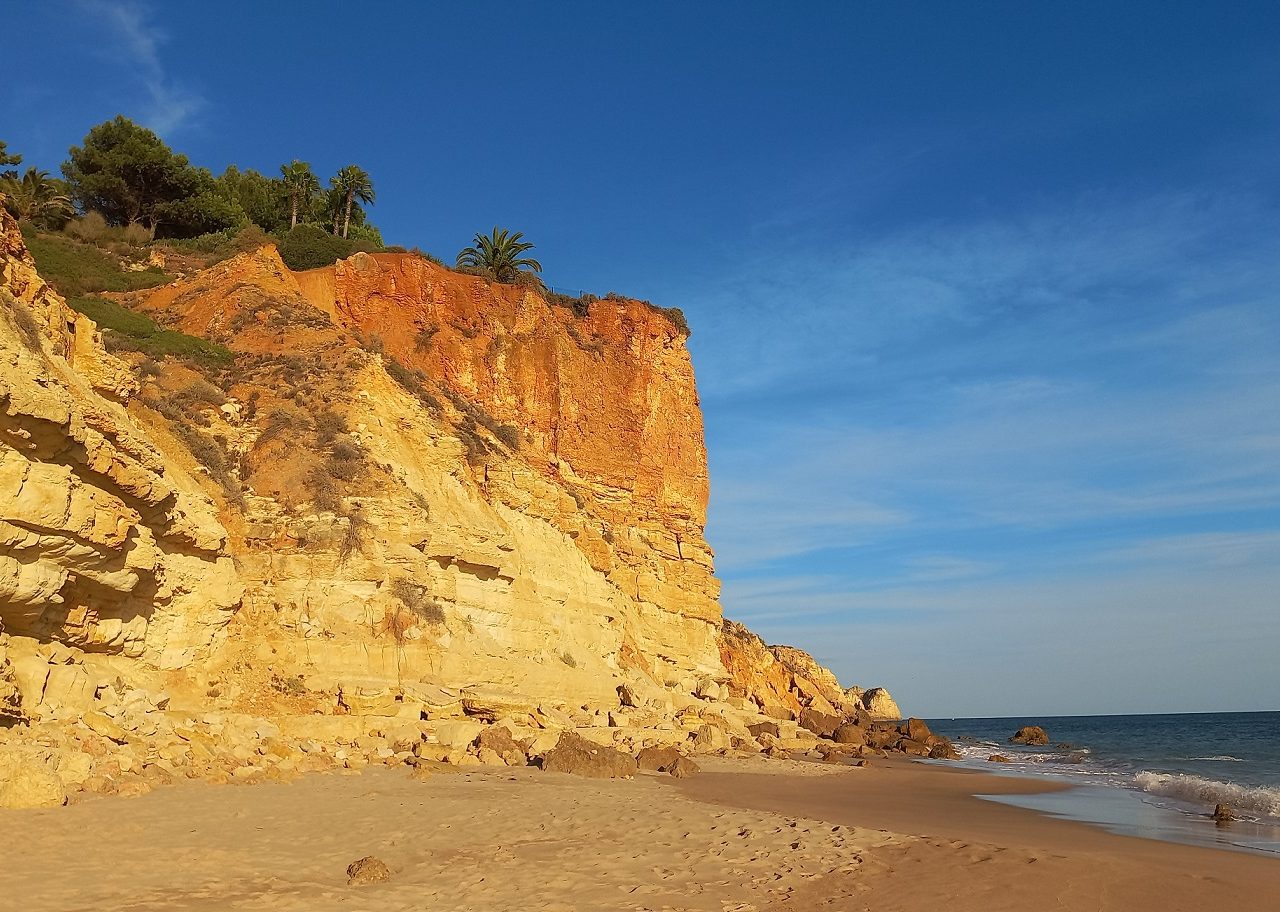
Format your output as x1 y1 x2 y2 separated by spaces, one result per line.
925 712 1280 858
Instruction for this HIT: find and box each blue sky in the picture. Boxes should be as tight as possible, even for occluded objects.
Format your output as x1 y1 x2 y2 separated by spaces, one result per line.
6 2 1280 716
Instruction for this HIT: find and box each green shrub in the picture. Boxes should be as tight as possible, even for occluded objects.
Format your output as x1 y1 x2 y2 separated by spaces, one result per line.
546 290 595 317
64 212 108 242
409 247 444 266
345 223 384 246
159 224 271 262
66 296 232 365
338 508 369 562
120 223 151 246
22 227 171 296
414 324 439 350
275 224 378 271
384 357 441 410
495 425 521 450
389 578 446 626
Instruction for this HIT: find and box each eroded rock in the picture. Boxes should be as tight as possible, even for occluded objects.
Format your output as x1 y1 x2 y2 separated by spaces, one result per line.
1010 726 1050 746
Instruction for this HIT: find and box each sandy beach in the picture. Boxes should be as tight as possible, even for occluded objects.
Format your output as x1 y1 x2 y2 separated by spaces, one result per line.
5 757 1276 912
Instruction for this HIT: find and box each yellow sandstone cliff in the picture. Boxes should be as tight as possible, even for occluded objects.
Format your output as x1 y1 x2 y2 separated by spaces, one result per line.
0 205 906 805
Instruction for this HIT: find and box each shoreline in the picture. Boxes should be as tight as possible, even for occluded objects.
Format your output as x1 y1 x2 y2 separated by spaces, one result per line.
7 755 1278 911
683 755 1280 909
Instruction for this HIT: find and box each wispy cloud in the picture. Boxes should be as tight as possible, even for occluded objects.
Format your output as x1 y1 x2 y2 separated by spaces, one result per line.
78 0 202 134
681 183 1280 714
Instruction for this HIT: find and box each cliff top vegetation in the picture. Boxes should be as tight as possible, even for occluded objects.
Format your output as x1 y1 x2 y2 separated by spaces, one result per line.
1 118 690 337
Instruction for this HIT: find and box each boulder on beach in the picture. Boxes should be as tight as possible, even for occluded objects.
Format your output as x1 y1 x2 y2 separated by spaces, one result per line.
541 731 637 779
636 745 682 772
1009 725 1049 746
0 753 67 809
748 721 781 740
668 756 700 778
798 708 843 739
832 724 866 745
1212 804 1235 824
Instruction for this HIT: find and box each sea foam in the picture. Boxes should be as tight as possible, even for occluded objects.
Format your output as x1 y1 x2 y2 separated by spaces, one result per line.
1186 755 1245 762
1135 771 1280 818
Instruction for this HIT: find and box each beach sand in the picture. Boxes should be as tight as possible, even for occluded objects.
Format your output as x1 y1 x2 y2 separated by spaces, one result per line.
4 756 1276 911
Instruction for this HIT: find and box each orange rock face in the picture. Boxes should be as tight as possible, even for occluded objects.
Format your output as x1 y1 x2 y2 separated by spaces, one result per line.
296 253 709 551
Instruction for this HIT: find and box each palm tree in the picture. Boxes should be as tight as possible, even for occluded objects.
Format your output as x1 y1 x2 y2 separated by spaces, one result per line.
330 165 375 238
455 227 543 282
1 168 75 228
279 160 319 229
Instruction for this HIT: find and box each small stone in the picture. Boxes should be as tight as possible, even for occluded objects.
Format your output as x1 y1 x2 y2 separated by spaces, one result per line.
346 856 391 885
83 712 128 744
1213 803 1235 824
988 754 1011 763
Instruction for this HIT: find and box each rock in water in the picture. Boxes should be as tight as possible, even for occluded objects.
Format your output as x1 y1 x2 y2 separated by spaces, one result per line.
905 717 932 742
988 754 1012 763
928 737 960 760
346 856 392 885
1009 725 1050 745
1213 804 1235 824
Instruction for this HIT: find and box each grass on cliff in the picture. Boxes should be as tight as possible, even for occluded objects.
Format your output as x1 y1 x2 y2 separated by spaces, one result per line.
20 227 172 297
66 296 232 365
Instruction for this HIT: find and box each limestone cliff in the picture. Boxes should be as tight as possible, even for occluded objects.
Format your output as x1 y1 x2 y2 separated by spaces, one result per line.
0 206 906 803
115 245 724 709
0 209 238 722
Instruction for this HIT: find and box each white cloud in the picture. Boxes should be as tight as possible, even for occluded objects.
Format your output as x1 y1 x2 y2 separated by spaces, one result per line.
79 0 202 134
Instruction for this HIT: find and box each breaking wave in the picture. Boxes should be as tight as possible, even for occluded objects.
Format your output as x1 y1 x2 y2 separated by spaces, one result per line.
1135 771 1280 818
1186 755 1245 762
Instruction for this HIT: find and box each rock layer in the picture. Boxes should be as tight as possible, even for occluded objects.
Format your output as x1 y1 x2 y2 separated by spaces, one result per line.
0 208 239 705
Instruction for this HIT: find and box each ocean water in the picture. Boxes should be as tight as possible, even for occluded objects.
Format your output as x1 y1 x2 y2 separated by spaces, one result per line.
926 712 1280 857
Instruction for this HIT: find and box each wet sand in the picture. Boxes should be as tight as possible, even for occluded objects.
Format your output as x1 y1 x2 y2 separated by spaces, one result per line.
4 756 1276 911
683 755 1280 910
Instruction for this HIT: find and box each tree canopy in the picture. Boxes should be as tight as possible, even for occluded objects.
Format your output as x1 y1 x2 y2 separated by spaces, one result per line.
61 116 209 235
280 161 319 229
50 117 384 242
0 141 20 180
456 227 543 282
1 168 75 228
330 165 375 238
